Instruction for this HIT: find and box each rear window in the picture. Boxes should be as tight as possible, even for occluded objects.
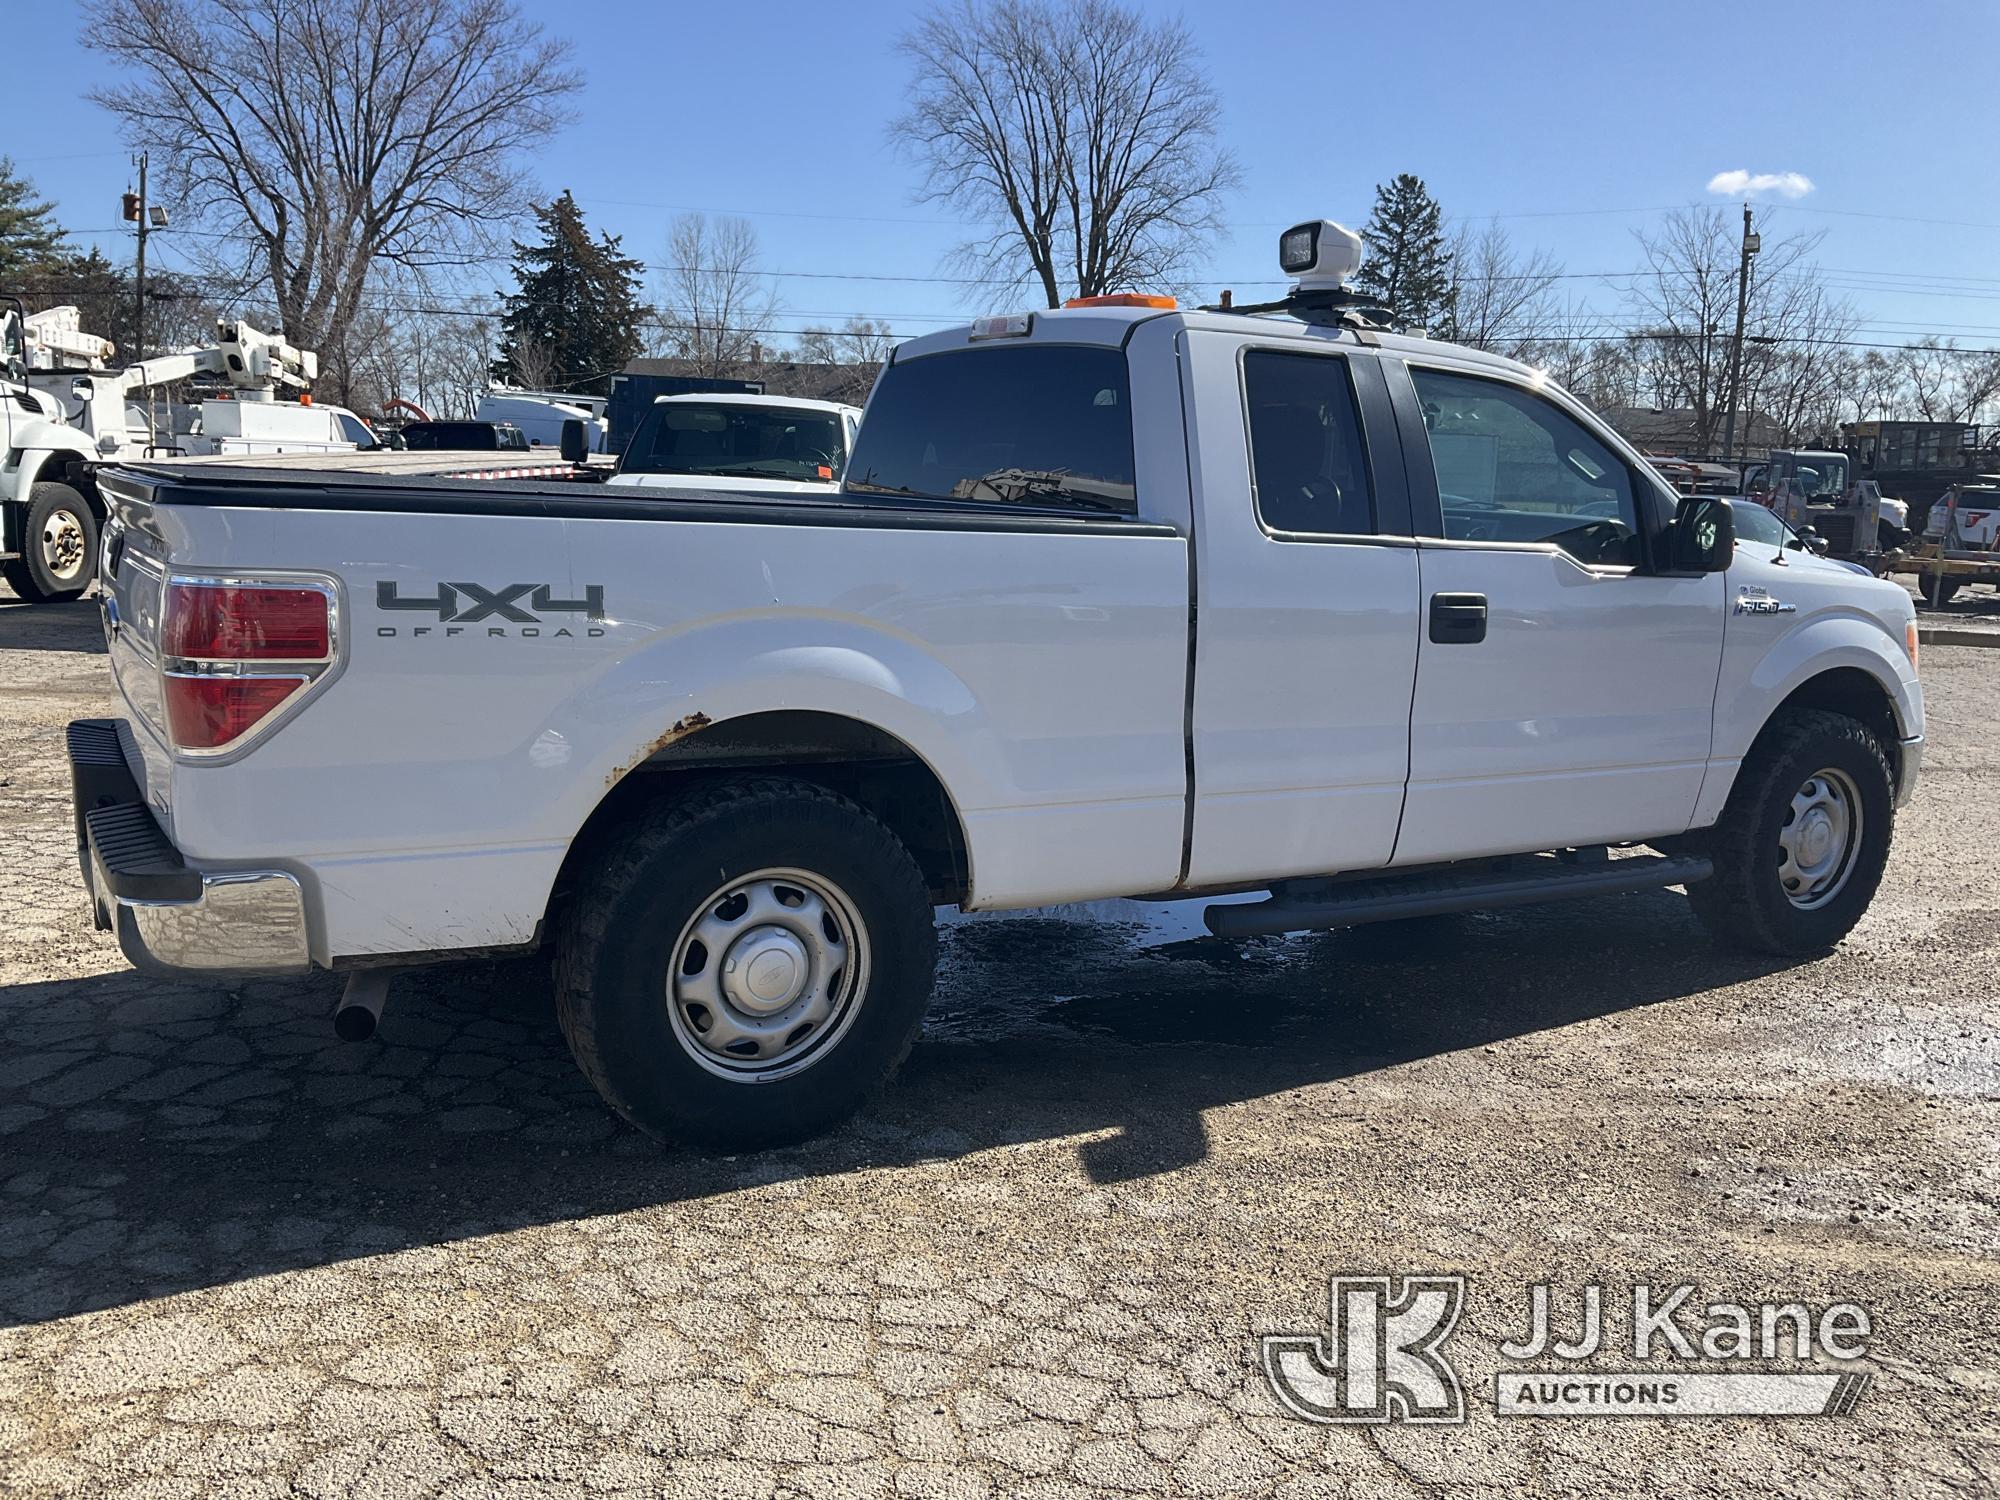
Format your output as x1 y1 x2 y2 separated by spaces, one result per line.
623 402 847 483
845 345 1136 513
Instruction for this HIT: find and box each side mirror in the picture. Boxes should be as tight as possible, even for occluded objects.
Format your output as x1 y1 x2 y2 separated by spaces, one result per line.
1670 495 1734 573
559 418 587 464
1802 527 1830 556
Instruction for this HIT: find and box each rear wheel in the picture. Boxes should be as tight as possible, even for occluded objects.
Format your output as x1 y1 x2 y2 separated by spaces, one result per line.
2 483 98 603
1923 571 1959 608
553 776 937 1149
1687 709 1894 956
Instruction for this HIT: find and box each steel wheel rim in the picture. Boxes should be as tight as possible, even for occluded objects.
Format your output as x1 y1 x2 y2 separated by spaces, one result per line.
1776 767 1863 910
666 867 869 1081
41 507 89 583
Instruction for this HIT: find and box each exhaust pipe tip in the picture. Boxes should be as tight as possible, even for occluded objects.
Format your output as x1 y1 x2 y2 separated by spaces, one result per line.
333 1002 380 1042
333 970 394 1042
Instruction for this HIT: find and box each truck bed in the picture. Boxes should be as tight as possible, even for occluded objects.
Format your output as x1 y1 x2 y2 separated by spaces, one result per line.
94 462 1191 962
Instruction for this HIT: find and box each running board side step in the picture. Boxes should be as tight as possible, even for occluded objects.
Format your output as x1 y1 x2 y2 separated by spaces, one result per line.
1203 853 1714 940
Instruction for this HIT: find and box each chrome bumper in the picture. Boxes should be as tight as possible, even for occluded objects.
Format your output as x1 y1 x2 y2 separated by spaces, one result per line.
70 719 311 978
1897 732 1924 809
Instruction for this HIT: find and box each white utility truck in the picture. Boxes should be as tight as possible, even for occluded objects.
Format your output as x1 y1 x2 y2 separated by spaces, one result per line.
475 387 609 451
68 221 1922 1150
2 303 363 601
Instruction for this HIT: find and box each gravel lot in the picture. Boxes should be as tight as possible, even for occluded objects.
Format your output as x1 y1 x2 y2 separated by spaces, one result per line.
1 583 1996 1499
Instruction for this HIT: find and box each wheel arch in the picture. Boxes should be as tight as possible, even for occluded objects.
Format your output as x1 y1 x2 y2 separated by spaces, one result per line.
1697 657 1912 830
1763 666 1902 760
13 451 105 525
548 709 974 936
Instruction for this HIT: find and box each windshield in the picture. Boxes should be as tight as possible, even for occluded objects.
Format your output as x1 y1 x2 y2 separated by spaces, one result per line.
1791 456 1848 497
403 422 497 450
1730 500 1790 549
623 402 846 481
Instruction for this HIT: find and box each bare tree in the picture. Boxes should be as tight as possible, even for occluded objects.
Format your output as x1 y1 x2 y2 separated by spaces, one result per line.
422 315 500 417
892 0 1239 306
794 318 896 403
1737 274 1859 445
1846 349 1899 424
652 214 782 378
1625 206 1825 456
81 0 580 363
1442 222 1563 359
1894 338 2000 423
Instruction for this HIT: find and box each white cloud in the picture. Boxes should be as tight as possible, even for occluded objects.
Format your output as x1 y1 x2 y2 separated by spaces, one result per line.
1706 170 1815 200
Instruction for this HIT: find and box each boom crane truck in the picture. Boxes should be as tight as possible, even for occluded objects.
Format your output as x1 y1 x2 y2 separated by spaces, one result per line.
1 301 331 602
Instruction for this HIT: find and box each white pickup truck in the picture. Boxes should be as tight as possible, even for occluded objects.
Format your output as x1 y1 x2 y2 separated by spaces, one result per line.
68 222 1923 1150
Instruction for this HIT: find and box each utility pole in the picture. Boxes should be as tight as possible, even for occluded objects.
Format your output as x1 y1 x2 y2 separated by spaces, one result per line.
133 154 149 362
1721 202 1760 462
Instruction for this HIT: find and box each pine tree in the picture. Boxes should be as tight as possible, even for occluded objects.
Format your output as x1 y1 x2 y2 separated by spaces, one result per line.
492 191 648 397
0 158 68 283
1353 174 1453 333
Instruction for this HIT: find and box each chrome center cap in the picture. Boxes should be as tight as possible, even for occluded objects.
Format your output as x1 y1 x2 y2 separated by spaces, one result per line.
722 926 810 1014
1799 809 1834 864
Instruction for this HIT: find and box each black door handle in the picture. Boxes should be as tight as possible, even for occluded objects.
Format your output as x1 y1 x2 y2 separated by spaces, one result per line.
1429 592 1487 644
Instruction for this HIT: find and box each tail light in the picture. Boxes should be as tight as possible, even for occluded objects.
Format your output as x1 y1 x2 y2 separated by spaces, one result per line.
160 575 340 756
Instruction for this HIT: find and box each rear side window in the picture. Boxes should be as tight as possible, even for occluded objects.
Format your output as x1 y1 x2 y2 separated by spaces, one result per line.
846 345 1135 513
1243 351 1375 534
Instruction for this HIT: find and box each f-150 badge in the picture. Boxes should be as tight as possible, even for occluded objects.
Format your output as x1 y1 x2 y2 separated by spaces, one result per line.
1734 587 1796 616
375 581 606 638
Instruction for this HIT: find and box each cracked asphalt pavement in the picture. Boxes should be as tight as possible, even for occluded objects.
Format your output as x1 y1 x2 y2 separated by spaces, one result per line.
1 583 1996 1498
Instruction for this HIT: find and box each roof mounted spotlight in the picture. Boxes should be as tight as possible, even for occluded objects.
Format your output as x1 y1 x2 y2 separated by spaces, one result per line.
1204 218 1394 333
1278 220 1364 291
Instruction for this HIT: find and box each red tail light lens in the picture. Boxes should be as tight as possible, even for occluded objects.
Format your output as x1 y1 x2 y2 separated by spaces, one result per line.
163 583 330 660
164 675 308 749
158 574 339 755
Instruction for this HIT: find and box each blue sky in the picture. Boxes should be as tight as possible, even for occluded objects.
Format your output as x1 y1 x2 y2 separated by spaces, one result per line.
9 0 1999 351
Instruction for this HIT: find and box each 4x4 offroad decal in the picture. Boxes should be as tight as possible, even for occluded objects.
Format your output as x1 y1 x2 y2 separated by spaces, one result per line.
374 581 606 638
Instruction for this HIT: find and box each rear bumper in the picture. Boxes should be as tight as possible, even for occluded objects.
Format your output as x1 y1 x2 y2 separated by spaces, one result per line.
68 719 311 978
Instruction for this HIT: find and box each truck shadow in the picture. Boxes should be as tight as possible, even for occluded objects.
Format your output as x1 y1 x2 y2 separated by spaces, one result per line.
0 594 107 655
0 891 1791 1329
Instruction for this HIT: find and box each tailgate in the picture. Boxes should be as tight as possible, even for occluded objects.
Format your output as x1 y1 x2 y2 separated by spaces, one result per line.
99 497 172 742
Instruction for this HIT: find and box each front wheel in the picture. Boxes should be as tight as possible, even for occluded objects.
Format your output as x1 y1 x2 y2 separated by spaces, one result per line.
2 482 98 603
553 776 938 1149
1687 709 1895 956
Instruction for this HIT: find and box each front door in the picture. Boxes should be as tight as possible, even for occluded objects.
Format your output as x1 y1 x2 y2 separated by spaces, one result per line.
1390 361 1726 865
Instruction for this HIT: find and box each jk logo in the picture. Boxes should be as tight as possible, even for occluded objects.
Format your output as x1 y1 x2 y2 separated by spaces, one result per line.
1262 1275 1466 1425
376 581 606 623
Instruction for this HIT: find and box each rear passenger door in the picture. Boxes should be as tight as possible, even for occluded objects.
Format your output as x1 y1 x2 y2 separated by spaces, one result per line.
1390 361 1726 865
1183 334 1422 887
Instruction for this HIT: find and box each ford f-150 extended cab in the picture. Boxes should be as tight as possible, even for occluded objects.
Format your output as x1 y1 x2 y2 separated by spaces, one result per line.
68 222 1923 1150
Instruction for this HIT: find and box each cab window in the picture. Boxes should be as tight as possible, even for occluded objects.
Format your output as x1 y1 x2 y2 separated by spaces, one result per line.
1243 351 1375 535
845 345 1135 513
1411 368 1641 566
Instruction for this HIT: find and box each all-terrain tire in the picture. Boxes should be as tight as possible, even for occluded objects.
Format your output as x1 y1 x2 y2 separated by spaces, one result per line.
2 482 98 603
1686 709 1894 956
553 775 937 1149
